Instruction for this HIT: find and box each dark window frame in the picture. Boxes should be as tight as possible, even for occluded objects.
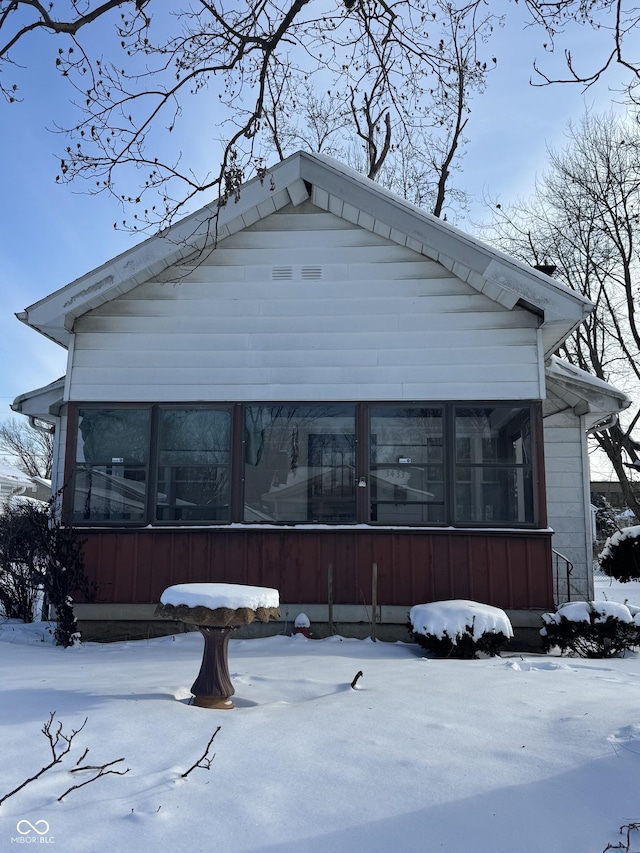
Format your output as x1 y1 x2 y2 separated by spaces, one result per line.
67 403 235 526
64 400 543 529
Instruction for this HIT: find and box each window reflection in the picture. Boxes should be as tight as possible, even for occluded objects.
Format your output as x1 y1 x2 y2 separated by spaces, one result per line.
370 407 445 523
74 408 150 522
243 404 356 522
454 407 533 524
70 402 537 528
156 409 230 521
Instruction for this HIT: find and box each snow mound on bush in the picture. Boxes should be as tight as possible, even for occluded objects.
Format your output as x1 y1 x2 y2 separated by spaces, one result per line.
410 599 513 641
599 525 640 562
542 600 640 627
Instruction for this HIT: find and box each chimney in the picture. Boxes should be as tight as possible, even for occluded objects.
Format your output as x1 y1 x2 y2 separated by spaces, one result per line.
534 263 557 277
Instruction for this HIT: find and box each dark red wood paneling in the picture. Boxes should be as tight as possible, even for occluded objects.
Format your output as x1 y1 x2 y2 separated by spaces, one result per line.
77 527 554 610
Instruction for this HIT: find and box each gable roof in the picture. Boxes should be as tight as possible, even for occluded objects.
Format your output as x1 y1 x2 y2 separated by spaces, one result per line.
17 150 592 356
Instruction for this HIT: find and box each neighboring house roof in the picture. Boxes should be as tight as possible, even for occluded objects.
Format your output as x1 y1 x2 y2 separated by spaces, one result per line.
0 460 37 503
16 151 591 358
0 460 33 486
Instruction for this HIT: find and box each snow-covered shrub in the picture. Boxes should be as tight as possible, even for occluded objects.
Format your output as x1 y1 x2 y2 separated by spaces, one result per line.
409 600 513 659
541 601 640 658
599 526 640 583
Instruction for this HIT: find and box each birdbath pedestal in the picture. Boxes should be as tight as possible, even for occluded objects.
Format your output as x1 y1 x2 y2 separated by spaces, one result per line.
155 583 280 709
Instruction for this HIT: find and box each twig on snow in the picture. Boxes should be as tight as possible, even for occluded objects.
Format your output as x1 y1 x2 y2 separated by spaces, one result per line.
603 821 640 851
351 670 364 689
182 727 221 778
0 712 87 806
58 758 130 801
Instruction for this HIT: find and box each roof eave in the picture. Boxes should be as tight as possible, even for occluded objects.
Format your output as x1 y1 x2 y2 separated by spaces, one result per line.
11 377 66 420
545 356 630 423
18 150 593 347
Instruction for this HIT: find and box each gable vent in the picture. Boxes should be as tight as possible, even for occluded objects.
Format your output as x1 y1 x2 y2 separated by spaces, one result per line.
270 265 324 281
272 266 293 280
301 266 322 280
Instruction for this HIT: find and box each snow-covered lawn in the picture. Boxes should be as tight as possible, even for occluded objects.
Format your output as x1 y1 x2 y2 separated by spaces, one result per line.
2 588 640 853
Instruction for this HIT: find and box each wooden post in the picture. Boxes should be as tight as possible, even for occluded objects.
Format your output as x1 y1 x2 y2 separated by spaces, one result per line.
371 562 378 642
328 562 334 635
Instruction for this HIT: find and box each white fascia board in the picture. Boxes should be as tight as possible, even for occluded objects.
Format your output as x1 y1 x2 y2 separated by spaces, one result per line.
298 151 592 327
545 357 630 417
11 377 65 419
19 156 306 346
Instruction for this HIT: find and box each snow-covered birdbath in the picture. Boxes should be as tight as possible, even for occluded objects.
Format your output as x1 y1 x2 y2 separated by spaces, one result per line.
155 583 280 709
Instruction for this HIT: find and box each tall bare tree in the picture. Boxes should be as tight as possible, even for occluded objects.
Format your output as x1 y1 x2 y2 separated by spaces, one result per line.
485 110 640 516
0 417 54 480
520 0 640 90
258 1 496 218
0 0 500 231
3 2 640 232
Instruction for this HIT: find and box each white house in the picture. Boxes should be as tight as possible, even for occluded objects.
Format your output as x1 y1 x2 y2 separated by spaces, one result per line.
11 151 629 639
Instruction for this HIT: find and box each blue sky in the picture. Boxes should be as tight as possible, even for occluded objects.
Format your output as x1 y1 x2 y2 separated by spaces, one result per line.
0 3 633 417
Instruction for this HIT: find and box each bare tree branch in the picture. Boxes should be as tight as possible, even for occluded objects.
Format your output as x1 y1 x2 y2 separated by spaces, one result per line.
522 0 640 91
0 713 87 806
0 416 53 479
0 0 498 229
181 726 221 778
58 757 130 801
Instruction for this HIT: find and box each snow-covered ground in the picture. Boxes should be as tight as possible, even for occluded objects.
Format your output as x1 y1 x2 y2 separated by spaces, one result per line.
595 573 640 608
2 589 640 853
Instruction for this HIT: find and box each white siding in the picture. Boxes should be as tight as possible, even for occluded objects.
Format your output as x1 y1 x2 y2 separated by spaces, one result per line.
544 405 591 601
69 203 542 403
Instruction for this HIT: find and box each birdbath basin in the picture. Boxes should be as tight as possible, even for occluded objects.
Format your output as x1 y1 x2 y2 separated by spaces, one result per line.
155 583 280 709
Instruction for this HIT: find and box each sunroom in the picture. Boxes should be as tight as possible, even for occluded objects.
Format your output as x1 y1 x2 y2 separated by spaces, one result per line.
69 402 538 528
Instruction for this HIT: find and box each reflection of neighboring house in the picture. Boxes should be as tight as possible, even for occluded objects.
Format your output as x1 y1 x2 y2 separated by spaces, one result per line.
260 466 435 523
75 467 211 520
12 150 631 640
73 468 147 520
0 461 50 505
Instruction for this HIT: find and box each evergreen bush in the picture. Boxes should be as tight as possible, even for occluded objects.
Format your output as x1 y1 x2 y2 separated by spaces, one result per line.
599 526 640 583
541 601 640 658
410 627 511 659
409 600 513 659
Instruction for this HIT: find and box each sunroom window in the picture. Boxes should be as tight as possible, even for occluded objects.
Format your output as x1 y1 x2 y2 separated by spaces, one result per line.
370 407 445 523
156 408 231 522
69 401 538 528
454 406 533 524
73 408 150 522
243 404 356 523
